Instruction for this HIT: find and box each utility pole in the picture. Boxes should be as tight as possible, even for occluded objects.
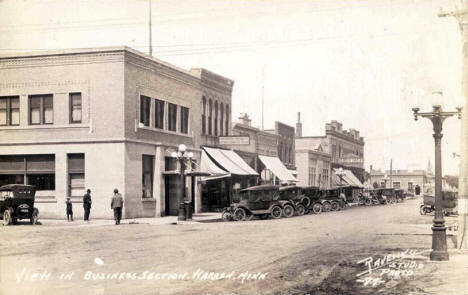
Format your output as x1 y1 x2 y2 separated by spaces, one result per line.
439 1 468 250
261 66 265 130
149 0 152 57
390 159 393 188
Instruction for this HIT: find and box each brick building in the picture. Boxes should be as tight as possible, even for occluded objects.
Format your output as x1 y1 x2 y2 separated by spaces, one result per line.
0 46 233 219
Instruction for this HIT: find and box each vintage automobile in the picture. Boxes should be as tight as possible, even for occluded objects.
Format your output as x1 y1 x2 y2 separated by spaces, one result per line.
420 191 458 215
369 189 388 205
394 189 406 202
278 186 306 216
373 188 397 204
300 186 324 214
0 184 38 225
320 188 343 211
221 185 284 221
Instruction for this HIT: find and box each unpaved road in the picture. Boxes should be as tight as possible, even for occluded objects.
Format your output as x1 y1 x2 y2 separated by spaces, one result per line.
0 198 462 295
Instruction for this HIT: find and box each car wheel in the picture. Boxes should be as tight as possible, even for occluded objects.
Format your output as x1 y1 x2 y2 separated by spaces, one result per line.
419 205 426 215
233 208 246 221
330 201 340 211
295 204 305 216
365 198 372 206
301 197 311 208
322 201 331 212
221 210 231 221
3 210 12 226
283 204 294 218
312 202 322 214
270 206 282 219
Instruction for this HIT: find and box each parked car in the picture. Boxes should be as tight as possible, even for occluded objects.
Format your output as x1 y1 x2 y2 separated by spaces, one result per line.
0 184 38 225
379 188 396 204
300 186 324 214
221 185 284 221
278 186 306 216
394 189 406 202
420 191 458 215
369 189 388 205
320 188 343 211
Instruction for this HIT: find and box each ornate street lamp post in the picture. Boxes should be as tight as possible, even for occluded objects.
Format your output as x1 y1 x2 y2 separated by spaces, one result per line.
171 144 194 222
412 104 463 261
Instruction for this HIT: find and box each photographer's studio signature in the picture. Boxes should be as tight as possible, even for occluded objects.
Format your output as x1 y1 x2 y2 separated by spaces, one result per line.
356 249 426 287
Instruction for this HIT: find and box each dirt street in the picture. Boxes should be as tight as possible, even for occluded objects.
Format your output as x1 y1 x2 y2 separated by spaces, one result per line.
0 198 464 295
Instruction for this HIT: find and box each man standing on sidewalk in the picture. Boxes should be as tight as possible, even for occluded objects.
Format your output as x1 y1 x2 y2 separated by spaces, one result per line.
83 189 92 222
111 189 124 225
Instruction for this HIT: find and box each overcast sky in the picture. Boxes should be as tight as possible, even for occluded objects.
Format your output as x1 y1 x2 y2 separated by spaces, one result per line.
0 0 464 174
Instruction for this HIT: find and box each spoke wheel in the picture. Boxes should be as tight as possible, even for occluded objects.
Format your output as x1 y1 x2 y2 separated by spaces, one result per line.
312 203 322 214
233 208 246 221
330 201 340 211
283 204 294 218
419 205 426 215
221 211 231 221
322 201 331 212
302 197 311 208
296 204 305 216
365 198 372 206
270 206 282 219
3 210 12 226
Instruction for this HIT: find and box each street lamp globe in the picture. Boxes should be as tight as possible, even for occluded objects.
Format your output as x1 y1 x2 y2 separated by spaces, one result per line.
430 91 444 108
187 152 194 158
171 151 178 158
178 144 187 153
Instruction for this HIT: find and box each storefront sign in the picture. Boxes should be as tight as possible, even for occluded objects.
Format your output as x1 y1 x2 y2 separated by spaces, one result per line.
219 136 250 145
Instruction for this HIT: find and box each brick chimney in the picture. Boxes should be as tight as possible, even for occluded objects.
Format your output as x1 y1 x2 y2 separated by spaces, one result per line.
296 112 302 137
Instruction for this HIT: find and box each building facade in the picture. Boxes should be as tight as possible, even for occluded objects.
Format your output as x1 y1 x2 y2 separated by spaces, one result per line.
295 145 331 188
369 168 429 193
0 47 233 219
265 121 295 170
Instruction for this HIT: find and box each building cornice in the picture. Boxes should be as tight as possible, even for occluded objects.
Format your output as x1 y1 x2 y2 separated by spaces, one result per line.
326 130 365 145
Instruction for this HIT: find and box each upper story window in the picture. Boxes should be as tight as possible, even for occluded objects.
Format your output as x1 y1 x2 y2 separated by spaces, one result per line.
214 101 218 136
69 93 82 123
140 95 150 127
155 98 164 129
180 106 189 134
0 96 19 126
225 104 229 136
29 94 53 125
220 102 224 136
202 96 206 134
208 99 213 135
168 103 177 132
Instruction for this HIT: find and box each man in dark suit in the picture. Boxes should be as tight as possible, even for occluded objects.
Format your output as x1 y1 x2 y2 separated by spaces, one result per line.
83 189 92 221
111 188 124 225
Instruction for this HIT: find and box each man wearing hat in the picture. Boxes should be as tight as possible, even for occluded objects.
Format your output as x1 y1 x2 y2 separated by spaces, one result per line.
83 189 92 221
111 189 124 225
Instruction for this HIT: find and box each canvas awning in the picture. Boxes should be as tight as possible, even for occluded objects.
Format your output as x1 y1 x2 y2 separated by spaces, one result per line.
333 168 364 188
200 150 231 181
203 147 258 176
258 155 298 182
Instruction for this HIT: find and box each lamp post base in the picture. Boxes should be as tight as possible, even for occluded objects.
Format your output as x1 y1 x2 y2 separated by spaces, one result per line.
430 225 449 261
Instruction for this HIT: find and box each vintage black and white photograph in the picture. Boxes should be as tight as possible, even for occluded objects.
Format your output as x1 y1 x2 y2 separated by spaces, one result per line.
0 0 468 294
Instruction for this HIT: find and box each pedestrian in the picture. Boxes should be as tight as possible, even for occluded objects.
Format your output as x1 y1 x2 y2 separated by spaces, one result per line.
65 197 73 221
111 188 124 225
83 189 92 221
415 184 421 196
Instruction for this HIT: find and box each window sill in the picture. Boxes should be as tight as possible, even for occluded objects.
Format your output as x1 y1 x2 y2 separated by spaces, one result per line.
137 125 193 138
0 124 90 130
141 198 156 202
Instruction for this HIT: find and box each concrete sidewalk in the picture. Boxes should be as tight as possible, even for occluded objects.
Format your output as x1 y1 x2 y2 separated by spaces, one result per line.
38 212 223 227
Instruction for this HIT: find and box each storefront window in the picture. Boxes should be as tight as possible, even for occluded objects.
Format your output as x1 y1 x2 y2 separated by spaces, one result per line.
142 155 154 198
27 174 55 190
68 154 85 197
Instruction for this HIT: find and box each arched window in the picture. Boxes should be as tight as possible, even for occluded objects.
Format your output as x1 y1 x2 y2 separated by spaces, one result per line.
202 96 206 134
208 99 213 135
225 104 229 136
220 102 224 136
214 101 218 136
